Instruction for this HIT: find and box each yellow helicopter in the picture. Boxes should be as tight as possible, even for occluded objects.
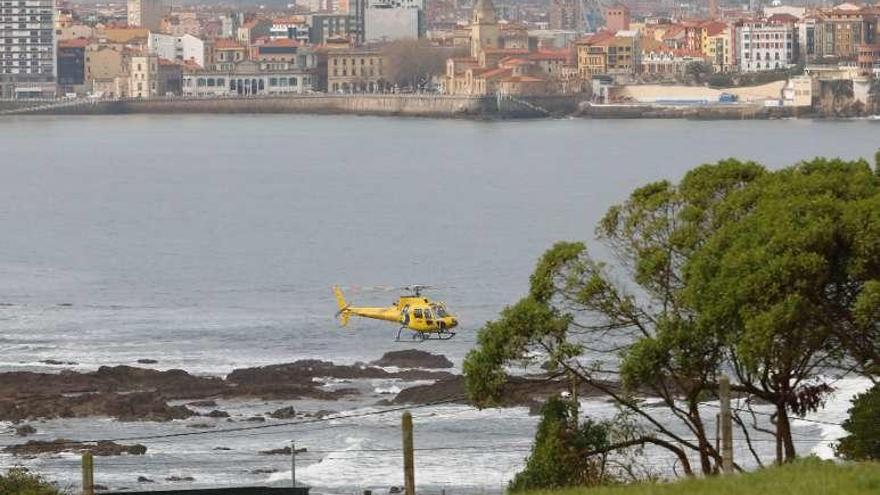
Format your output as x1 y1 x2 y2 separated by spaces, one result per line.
333 285 458 341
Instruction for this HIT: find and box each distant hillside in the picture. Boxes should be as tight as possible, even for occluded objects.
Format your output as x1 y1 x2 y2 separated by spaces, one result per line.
522 459 880 495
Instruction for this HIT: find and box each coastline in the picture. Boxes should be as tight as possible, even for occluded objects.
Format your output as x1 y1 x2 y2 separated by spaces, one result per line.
0 94 856 120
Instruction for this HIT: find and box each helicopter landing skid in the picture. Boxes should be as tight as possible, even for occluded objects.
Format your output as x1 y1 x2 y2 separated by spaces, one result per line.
396 327 456 343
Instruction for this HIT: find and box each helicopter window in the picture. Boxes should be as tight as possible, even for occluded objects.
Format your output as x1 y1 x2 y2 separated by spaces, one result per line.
433 305 447 317
423 309 433 320
413 308 423 319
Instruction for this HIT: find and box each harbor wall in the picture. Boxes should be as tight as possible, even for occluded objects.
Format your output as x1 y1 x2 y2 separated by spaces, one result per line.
26 94 583 119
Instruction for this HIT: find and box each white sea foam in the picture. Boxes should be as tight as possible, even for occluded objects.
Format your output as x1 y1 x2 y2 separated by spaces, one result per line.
804 376 872 459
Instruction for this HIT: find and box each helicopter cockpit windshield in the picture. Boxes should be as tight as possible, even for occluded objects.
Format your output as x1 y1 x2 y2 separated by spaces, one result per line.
432 304 449 317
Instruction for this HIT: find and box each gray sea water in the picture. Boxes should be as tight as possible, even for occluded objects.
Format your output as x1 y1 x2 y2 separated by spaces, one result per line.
0 115 877 492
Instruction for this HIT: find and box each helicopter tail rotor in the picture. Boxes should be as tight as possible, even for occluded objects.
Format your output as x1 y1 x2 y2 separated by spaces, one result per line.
333 286 352 327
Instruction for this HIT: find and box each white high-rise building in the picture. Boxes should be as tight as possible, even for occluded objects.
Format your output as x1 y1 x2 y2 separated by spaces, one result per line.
128 0 169 31
0 0 56 98
148 32 205 68
737 20 798 72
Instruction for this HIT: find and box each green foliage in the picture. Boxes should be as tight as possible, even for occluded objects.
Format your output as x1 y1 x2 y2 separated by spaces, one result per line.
519 458 880 495
686 158 880 379
510 396 611 492
684 61 713 85
0 467 61 495
838 384 880 460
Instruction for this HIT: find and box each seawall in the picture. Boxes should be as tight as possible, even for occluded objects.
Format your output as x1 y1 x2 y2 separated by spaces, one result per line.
12 94 583 119
579 102 814 119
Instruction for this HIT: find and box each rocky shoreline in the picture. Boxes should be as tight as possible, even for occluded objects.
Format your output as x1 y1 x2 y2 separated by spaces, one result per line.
0 350 620 460
0 350 457 423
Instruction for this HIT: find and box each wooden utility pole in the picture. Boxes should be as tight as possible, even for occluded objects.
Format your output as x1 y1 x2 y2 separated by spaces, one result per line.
82 452 94 495
290 440 296 488
719 374 734 474
402 411 415 495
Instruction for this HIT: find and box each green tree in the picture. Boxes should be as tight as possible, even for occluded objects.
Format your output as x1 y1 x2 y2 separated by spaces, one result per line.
465 160 768 476
381 40 456 91
465 156 880 479
0 467 61 495
837 383 880 460
510 396 612 491
684 61 713 85
686 160 880 454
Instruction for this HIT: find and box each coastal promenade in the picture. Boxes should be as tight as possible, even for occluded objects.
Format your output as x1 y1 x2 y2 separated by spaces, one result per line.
0 94 583 119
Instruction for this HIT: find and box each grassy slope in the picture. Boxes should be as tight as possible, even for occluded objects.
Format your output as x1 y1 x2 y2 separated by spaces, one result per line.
525 459 880 495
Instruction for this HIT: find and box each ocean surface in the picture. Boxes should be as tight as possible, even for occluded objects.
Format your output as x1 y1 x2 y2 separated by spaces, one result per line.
0 115 877 493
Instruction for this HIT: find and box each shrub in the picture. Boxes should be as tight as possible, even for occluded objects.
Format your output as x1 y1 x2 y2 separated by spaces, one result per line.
0 467 61 495
510 396 612 492
837 383 880 460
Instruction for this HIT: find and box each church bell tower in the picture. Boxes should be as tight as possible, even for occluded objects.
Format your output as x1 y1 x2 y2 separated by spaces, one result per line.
471 0 500 60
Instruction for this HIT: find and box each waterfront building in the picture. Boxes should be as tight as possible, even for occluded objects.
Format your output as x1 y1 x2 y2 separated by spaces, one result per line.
127 0 169 31
182 57 315 97
575 30 640 80
208 38 248 69
148 32 205 68
702 21 734 72
819 4 877 61
85 43 129 97
129 53 158 97
57 37 87 92
640 48 705 79
736 17 798 72
0 0 56 98
781 75 815 107
324 46 387 92
857 43 880 76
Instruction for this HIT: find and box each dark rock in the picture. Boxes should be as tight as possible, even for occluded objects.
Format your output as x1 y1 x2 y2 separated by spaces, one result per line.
392 375 618 408
268 406 296 419
259 446 291 455
187 400 218 408
166 476 195 482
370 350 454 369
0 357 456 422
389 487 402 494
187 422 214 429
250 468 278 474
136 359 158 364
4 439 147 457
39 359 78 366
244 416 266 422
137 476 155 483
15 424 36 436
225 359 452 400
213 447 232 451
206 409 230 418
94 484 109 491
259 446 307 455
304 410 337 419
0 391 195 423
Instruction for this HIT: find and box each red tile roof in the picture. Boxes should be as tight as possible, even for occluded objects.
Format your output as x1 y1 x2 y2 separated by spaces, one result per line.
477 67 513 80
59 37 90 48
767 13 799 24
213 38 244 49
